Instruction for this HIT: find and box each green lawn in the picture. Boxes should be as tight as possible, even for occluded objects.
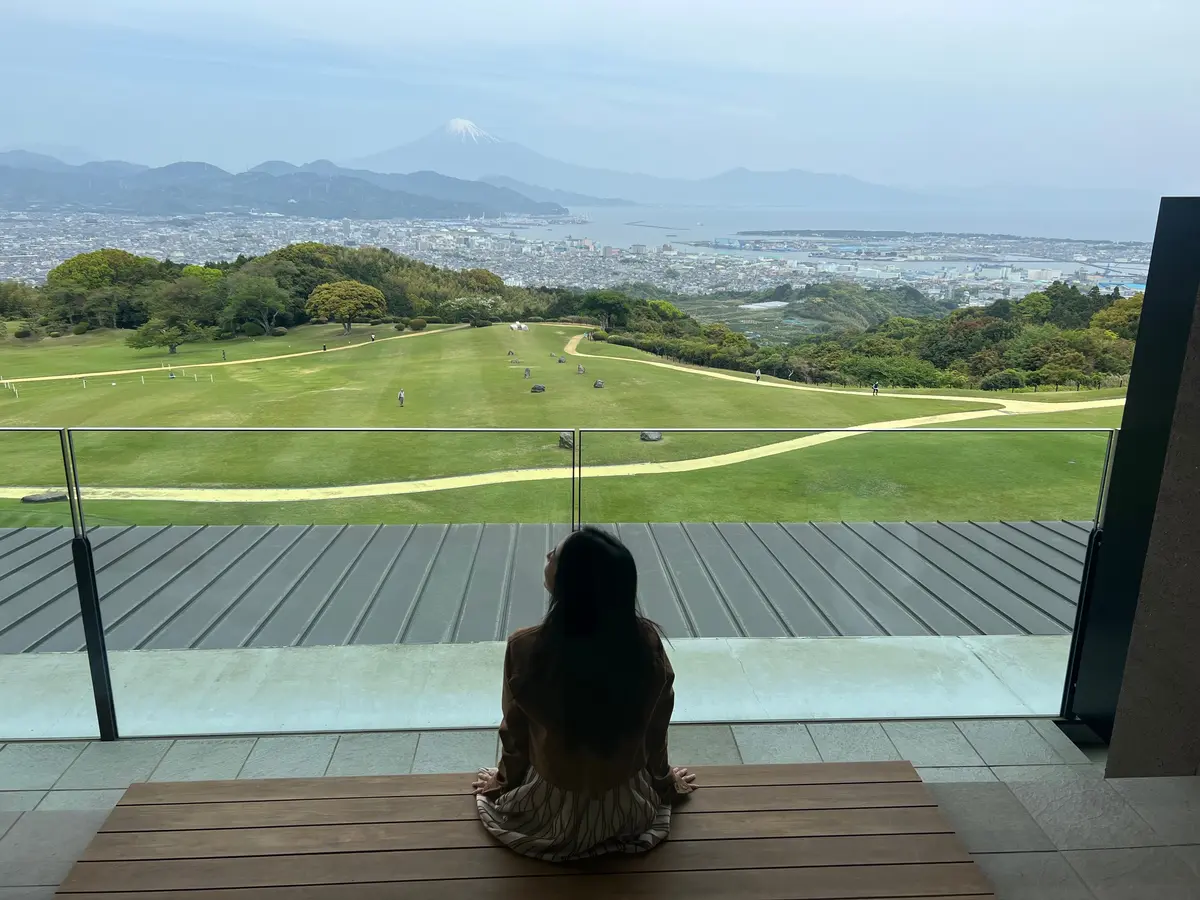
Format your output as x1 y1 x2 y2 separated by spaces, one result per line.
0 323 1118 526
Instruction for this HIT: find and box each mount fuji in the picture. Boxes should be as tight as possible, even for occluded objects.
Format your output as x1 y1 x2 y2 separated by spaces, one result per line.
349 119 930 210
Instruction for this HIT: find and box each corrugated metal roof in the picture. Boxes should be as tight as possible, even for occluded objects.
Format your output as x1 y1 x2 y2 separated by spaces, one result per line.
0 521 1088 653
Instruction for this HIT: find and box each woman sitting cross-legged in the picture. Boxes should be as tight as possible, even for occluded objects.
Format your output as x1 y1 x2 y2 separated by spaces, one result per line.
473 526 696 861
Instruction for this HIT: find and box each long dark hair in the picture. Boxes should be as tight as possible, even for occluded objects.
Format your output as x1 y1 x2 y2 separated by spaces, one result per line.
531 527 664 757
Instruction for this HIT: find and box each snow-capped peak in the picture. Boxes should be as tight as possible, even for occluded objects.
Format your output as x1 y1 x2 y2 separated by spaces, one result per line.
444 118 498 143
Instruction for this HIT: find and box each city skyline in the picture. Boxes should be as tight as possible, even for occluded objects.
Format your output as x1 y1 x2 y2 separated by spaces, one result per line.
3 1 1198 194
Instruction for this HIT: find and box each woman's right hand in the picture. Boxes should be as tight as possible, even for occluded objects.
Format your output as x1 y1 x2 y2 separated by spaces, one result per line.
672 765 697 795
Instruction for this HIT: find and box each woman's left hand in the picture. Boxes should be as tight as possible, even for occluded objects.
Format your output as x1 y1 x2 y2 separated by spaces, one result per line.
473 767 501 795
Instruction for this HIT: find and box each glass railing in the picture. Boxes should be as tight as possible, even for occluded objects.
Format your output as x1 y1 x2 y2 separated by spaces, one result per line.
0 424 1115 738
65 427 575 736
0 427 100 738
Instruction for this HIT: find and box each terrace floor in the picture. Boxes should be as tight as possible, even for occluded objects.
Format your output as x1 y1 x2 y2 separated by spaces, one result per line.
0 520 1087 653
1 720 1197 899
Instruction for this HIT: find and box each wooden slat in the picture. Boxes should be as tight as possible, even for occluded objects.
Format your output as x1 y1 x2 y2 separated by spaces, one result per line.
73 894 992 900
118 763 920 806
87 805 949 860
103 781 933 833
64 833 971 891
59 862 990 899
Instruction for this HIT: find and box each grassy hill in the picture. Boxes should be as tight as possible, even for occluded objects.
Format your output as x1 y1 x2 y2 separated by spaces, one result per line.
0 324 1119 527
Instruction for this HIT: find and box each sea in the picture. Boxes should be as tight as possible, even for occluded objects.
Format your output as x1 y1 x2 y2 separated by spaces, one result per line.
496 205 1156 250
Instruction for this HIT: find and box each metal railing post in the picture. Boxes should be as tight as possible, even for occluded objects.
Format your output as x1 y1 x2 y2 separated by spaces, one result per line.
61 429 119 741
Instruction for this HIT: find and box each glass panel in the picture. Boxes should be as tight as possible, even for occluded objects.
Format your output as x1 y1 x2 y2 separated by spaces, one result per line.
71 428 572 737
577 426 1111 721
0 429 100 739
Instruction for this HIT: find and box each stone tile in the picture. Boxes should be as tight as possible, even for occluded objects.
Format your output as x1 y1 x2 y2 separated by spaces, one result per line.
54 741 172 790
150 738 256 782
237 735 338 780
1083 744 1110 766
410 730 498 775
729 724 820 764
326 733 420 776
808 723 901 762
0 794 44 813
35 790 125 811
972 851 1094 900
0 810 109 886
668 725 742 766
1065 847 1200 900
1028 719 1092 764
995 765 1164 851
0 744 85 791
926 782 1054 853
1173 844 1200 878
956 719 1069 765
881 721 985 767
916 767 997 783
0 814 17 843
1106 777 1200 845
0 888 59 899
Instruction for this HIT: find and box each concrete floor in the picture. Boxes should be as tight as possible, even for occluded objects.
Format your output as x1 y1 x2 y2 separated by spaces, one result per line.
1 720 1197 898
0 635 1070 739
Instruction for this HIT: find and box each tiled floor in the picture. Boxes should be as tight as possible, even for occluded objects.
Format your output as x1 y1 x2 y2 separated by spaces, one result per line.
0 720 1197 898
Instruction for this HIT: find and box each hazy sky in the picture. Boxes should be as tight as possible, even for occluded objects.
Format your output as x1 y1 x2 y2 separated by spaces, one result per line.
2 0 1196 191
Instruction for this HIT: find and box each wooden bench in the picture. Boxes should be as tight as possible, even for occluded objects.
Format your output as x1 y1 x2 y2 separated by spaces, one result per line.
57 762 994 898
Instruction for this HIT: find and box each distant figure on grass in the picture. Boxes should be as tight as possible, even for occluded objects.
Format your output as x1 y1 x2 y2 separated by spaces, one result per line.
755 369 761 382
221 350 226 361
872 381 880 396
524 368 531 379
370 333 376 342
474 527 696 861
508 349 515 356
397 388 405 407
577 364 585 375
168 372 176 379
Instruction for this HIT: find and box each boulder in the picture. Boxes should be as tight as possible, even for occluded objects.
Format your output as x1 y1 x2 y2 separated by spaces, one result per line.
593 380 605 388
21 491 68 504
531 384 546 393
639 431 663 442
558 431 575 450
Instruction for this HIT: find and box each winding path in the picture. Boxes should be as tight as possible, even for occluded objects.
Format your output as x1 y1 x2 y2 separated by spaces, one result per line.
1 327 1124 503
4 325 467 385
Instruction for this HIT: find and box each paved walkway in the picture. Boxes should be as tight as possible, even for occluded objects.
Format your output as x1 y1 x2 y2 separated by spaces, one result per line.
1 327 1124 503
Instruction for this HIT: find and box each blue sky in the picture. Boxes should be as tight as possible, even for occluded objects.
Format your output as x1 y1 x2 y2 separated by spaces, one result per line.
2 0 1196 191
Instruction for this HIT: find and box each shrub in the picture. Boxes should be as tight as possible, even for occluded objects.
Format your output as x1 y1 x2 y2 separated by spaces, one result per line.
242 322 266 337
470 318 493 328
215 331 235 341
14 328 33 339
270 326 288 336
311 317 328 325
71 322 91 335
488 315 501 323
394 322 406 331
48 331 62 338
981 368 1028 391
408 318 427 332
560 315 601 325
36 316 51 326
398 317 410 326
526 316 545 322
368 320 382 326
591 329 609 341
424 316 443 324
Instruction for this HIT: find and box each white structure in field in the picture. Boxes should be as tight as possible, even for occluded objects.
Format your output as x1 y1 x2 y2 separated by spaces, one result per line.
510 321 529 331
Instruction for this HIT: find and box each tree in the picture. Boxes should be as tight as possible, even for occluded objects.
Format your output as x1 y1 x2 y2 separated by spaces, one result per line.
125 320 212 354
143 276 225 328
1090 293 1143 340
305 280 386 333
980 368 1027 391
223 275 289 335
1014 291 1052 324
46 249 157 291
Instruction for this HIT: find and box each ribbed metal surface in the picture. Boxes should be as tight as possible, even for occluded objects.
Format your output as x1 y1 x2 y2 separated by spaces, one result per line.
0 521 1089 653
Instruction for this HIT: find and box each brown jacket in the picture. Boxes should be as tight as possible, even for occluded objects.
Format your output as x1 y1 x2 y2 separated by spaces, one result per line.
485 623 676 802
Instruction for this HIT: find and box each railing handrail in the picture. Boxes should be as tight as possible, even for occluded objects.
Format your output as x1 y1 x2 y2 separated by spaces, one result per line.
47 425 1119 434
577 427 1117 434
64 427 576 433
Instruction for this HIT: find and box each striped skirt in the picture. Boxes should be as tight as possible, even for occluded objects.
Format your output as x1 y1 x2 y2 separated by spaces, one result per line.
476 766 672 862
